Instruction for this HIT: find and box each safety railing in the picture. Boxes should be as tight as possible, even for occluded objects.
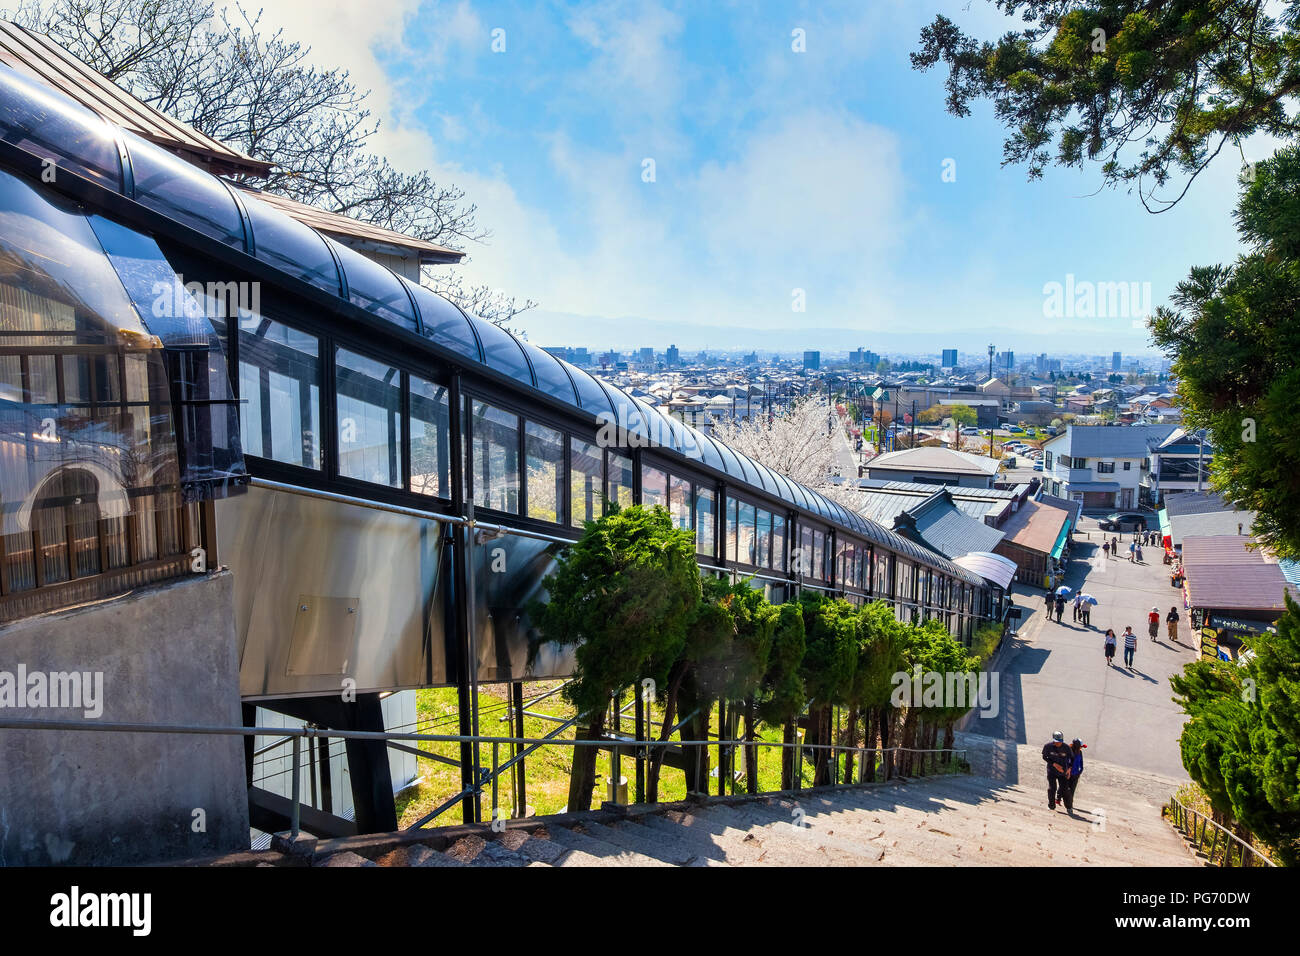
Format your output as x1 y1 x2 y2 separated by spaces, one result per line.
0 717 968 840
1166 797 1275 867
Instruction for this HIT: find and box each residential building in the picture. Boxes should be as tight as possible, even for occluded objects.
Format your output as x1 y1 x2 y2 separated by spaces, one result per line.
864 447 1001 488
666 344 680 367
1143 427 1212 505
1041 424 1177 509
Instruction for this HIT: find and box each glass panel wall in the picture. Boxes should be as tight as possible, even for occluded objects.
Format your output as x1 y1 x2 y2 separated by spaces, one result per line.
335 348 401 488
238 317 321 469
695 486 715 557
641 464 667 509
737 501 755 566
607 452 634 510
727 497 739 563
570 438 602 527
669 474 691 532
755 509 772 569
409 375 449 497
470 399 519 513
525 422 564 523
772 513 786 572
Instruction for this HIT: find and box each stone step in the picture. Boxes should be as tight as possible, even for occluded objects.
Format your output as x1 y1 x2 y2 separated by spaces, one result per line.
638 810 769 866
543 822 670 866
577 819 702 866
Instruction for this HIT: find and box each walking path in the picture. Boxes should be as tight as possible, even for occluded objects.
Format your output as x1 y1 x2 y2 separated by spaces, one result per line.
967 515 1192 780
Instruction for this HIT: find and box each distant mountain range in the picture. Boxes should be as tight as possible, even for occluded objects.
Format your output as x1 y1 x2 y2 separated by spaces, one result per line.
514 309 1161 357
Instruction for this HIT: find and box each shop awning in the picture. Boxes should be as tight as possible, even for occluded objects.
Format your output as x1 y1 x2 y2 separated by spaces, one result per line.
1049 522 1070 560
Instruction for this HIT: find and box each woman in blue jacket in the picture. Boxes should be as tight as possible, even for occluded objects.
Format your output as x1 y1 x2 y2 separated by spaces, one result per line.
1064 739 1086 807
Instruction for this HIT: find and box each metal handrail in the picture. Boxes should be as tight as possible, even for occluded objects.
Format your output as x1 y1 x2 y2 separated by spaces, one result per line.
1166 796 1275 867
0 716 968 836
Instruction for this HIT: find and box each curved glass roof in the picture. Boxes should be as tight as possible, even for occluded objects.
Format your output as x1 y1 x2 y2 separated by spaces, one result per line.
325 235 418 333
601 388 652 445
465 311 533 385
404 277 481 362
0 65 121 190
520 340 578 405
125 130 245 248
0 65 984 585
243 192 341 296
690 430 726 474
558 358 613 418
630 396 668 450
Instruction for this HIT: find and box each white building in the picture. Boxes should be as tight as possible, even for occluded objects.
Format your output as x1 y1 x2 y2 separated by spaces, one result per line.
1041 424 1178 509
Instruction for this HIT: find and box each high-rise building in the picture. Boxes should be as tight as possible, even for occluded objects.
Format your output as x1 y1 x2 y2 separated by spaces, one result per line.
1112 351 1122 371
573 347 590 366
638 347 655 365
941 348 958 368
666 344 680 367
803 350 821 370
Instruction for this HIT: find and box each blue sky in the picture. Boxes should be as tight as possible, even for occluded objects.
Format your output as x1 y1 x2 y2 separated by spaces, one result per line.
258 0 1256 354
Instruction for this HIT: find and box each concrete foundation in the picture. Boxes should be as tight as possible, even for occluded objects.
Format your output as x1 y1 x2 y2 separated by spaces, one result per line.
0 571 248 865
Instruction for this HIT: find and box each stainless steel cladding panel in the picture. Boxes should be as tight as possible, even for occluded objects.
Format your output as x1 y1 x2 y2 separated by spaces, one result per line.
470 533 575 682
218 486 445 697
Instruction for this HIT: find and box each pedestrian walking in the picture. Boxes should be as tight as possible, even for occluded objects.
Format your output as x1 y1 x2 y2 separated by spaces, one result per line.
1042 731 1073 812
1123 626 1137 668
1136 542 1144 562
1166 606 1180 643
1147 606 1160 641
1054 594 1065 622
1111 535 1119 555
1072 593 1083 622
1103 628 1117 666
1044 590 1054 617
1102 540 1110 560
1081 600 1091 627
1063 739 1086 810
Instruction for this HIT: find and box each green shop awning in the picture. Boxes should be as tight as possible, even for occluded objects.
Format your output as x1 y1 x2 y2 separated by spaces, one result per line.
1049 522 1070 560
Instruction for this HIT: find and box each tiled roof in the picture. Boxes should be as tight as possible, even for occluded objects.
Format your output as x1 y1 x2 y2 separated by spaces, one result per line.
898 491 1005 559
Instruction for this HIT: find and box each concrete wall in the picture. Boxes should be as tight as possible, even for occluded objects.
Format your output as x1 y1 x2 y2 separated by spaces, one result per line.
0 571 248 865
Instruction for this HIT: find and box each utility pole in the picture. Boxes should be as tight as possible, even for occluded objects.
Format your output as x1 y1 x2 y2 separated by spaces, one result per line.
911 399 916 447
1196 428 1205 492
988 343 995 382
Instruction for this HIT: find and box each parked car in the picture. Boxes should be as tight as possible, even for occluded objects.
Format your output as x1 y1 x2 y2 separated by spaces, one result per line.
1099 512 1147 532
1033 461 1043 471
1006 425 1025 434
960 427 980 436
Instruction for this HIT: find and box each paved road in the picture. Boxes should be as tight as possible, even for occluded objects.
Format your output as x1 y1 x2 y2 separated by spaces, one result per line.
832 417 860 478
968 515 1192 780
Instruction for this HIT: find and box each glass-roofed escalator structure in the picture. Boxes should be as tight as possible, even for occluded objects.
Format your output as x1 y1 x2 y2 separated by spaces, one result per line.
0 60 997 692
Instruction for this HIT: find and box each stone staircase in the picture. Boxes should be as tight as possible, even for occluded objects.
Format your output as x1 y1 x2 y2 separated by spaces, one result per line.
220 745 1192 868
199 734 1197 868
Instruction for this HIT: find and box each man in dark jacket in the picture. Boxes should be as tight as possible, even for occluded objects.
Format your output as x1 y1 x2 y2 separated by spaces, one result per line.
1043 731 1073 811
